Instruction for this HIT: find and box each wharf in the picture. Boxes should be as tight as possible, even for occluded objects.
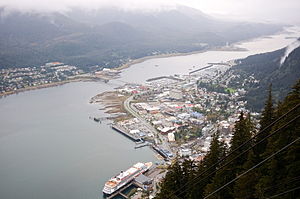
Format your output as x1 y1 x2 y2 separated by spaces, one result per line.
111 125 142 142
146 75 183 82
189 62 230 74
106 182 133 199
135 142 152 149
151 146 170 160
207 62 231 66
189 64 213 74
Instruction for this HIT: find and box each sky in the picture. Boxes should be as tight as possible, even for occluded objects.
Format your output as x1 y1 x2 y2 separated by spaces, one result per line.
0 0 299 24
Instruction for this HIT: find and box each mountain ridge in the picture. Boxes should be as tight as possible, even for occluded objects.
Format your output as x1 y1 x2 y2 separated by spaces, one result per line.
0 6 283 70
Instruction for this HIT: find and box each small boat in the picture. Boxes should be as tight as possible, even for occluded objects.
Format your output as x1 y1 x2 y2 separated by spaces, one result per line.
94 118 100 122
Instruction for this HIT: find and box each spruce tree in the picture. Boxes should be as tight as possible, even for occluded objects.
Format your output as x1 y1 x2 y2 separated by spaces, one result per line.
234 150 258 199
254 84 274 158
155 159 196 199
189 131 226 199
256 79 300 198
204 112 253 199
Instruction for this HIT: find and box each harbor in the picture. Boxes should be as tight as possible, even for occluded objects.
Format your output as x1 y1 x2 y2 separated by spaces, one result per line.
1 27 299 199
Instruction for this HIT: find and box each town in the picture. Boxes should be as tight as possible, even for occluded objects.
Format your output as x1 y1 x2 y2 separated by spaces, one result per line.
0 62 86 95
91 61 261 198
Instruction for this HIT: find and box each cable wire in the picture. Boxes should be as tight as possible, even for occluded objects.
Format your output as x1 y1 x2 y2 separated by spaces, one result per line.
173 114 300 199
266 186 300 199
168 103 300 199
204 137 300 199
163 103 300 199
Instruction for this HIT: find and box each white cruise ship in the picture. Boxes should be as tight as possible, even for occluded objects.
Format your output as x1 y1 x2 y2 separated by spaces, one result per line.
102 162 152 195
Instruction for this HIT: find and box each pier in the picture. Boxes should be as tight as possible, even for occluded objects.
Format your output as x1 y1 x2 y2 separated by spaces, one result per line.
189 64 213 74
189 62 231 74
111 125 143 142
135 142 152 149
106 182 133 199
207 62 231 66
146 75 183 82
152 146 172 160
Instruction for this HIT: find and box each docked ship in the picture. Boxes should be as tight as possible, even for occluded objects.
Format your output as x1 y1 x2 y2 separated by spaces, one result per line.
103 162 152 195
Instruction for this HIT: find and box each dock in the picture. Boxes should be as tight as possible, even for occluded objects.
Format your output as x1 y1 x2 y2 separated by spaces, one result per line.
146 75 183 82
106 182 133 199
207 62 231 66
135 142 152 149
151 146 172 160
189 64 213 74
111 125 143 142
189 62 231 74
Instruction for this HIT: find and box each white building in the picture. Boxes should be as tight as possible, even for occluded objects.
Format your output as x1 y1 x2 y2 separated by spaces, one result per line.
179 148 192 157
168 132 175 142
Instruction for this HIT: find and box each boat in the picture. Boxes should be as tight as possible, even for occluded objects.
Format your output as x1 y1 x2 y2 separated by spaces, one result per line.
102 162 152 195
94 117 100 122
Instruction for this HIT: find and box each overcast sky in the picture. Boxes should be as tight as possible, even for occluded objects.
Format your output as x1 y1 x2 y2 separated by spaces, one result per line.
0 0 299 24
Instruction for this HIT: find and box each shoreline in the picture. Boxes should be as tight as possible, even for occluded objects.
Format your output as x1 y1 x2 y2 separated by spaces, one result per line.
115 46 247 72
0 26 292 98
0 46 244 98
0 76 104 98
114 26 293 72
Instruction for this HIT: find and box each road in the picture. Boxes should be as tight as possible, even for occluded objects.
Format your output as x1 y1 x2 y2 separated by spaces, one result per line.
124 95 171 152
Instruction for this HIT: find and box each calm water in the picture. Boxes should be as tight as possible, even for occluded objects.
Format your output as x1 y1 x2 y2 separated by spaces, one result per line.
0 83 156 199
0 26 300 199
119 26 300 83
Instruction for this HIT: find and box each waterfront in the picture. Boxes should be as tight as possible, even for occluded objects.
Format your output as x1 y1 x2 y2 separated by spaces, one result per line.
0 82 156 199
0 26 300 199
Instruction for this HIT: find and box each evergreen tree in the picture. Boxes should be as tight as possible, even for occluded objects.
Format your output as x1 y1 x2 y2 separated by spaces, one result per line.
155 159 195 199
234 88 273 199
234 150 258 199
189 131 226 199
254 84 274 158
204 112 253 199
256 79 300 198
156 79 300 199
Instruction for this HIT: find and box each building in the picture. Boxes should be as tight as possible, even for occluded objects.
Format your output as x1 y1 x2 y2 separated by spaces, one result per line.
179 148 192 157
169 89 183 100
167 132 175 142
134 174 153 191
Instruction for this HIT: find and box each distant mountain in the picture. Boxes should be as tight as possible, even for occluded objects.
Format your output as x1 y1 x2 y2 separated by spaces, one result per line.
227 41 300 111
0 6 282 70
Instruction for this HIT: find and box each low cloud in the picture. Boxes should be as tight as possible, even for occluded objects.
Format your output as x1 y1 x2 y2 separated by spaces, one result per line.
280 39 300 66
0 0 177 13
0 0 299 24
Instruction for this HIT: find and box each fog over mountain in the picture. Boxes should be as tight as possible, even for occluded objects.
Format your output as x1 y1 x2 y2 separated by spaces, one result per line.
1 0 300 24
1 0 296 70
0 5 284 70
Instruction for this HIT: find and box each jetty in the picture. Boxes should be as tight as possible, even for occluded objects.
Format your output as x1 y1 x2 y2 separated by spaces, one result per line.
146 75 183 82
111 125 143 142
189 62 231 74
207 62 231 66
189 64 213 74
152 146 173 160
135 142 152 149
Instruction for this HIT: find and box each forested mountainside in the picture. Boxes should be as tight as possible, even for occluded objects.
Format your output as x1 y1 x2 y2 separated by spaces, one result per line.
0 6 282 70
226 44 300 111
155 78 300 199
